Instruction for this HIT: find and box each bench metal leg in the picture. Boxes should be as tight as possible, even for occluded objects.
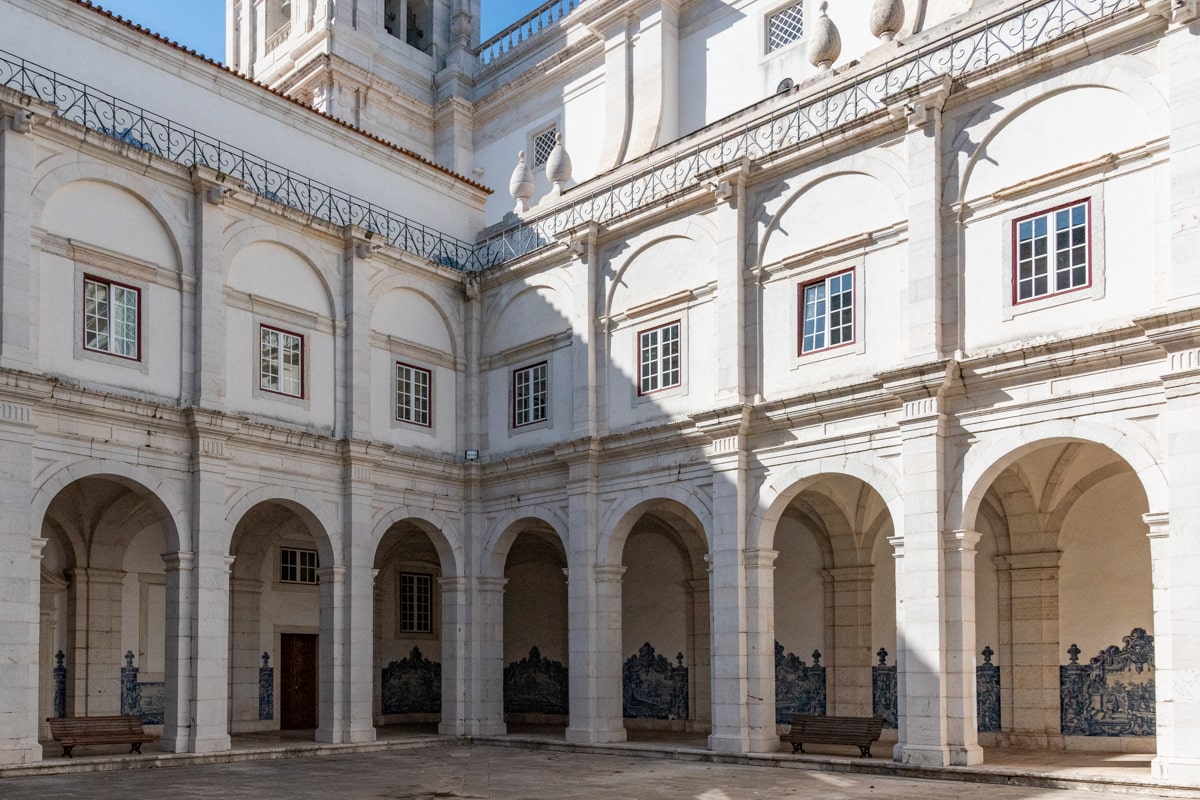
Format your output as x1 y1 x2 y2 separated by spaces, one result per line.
130 743 143 754
858 745 871 757
61 745 73 758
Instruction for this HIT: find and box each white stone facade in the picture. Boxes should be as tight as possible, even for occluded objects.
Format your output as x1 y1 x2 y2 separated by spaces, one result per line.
1 0 1199 787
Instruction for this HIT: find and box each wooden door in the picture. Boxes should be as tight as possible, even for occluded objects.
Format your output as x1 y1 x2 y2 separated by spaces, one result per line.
280 633 318 729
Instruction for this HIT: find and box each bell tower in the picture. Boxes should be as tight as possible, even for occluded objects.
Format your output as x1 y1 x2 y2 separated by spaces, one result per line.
225 0 481 168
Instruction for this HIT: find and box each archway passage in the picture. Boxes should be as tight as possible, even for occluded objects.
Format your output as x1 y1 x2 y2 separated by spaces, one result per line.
228 501 331 737
38 475 179 741
373 520 449 732
968 440 1154 756
619 502 710 740
766 474 896 739
502 524 568 732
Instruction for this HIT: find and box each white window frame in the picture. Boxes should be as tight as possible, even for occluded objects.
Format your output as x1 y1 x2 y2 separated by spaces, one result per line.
280 547 319 585
799 268 855 355
1012 198 1092 305
638 320 682 395
512 361 548 428
395 361 432 427
530 124 558 170
398 571 433 634
765 0 805 54
259 324 304 398
83 274 140 360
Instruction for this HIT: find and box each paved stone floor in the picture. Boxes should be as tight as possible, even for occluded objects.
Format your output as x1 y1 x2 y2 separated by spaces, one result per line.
0 744 1190 800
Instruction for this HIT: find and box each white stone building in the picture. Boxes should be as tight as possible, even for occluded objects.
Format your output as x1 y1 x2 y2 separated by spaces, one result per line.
1 0 1199 785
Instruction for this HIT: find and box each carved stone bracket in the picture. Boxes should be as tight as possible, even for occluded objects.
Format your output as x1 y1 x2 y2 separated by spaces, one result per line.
886 75 953 130
879 359 960 422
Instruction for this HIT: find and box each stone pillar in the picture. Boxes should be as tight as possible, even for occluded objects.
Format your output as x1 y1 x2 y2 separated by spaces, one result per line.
38 577 64 741
881 362 957 767
162 551 195 752
473 576 507 736
0 105 35 370
316 565 346 743
188 551 233 752
1143 512 1172 771
823 566 874 716
341 458 378 743
69 567 126 716
744 548 778 751
992 551 1060 746
189 169 230 410
438 576 469 735
0 506 41 763
943 530 982 765
710 162 749 405
229 577 263 730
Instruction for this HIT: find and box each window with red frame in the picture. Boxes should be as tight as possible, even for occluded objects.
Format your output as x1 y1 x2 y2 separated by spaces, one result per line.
83 275 139 360
638 320 681 394
260 324 303 397
1014 199 1090 303
800 269 853 354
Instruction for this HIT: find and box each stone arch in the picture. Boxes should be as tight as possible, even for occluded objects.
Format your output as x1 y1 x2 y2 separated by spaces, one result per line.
950 63 1169 204
222 221 341 321
955 418 1166 533
224 485 339 567
597 486 711 567
749 453 903 552
32 459 185 553
481 270 574 346
481 504 569 578
603 215 718 321
368 282 461 360
370 507 461 577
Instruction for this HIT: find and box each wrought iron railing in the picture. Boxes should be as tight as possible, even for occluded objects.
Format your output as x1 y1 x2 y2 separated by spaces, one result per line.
476 0 1142 264
0 48 492 271
0 0 1144 273
476 0 586 67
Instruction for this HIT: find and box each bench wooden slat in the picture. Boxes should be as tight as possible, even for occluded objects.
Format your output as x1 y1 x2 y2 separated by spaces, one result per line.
781 714 883 758
47 715 155 758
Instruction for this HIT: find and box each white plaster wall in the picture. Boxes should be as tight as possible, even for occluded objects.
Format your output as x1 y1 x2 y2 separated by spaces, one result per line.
1058 472 1153 660
773 515 827 658
376 560 443 667
121 527 166 676
503 560 568 665
621 527 689 664
974 522 1001 661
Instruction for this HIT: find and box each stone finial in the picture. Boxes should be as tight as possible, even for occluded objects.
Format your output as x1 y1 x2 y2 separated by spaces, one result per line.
546 131 573 195
808 1 842 72
869 0 905 41
509 150 535 213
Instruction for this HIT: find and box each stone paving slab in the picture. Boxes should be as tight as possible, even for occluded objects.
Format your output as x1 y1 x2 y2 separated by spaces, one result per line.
0 744 1195 800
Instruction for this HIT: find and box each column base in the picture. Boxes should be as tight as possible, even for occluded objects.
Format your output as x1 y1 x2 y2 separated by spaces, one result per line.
566 725 626 744
746 732 782 754
315 726 343 744
1153 755 1200 786
190 734 232 754
0 743 42 765
471 720 506 737
895 743 951 767
341 726 377 744
949 744 983 766
708 733 747 753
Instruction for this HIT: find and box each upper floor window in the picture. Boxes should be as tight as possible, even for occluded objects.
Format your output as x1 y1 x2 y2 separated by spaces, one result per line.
260 325 304 398
513 361 548 427
395 362 431 427
399 572 433 633
766 1 805 52
800 269 854 354
639 321 681 395
1013 199 1090 303
280 547 318 584
532 126 558 169
83 276 139 360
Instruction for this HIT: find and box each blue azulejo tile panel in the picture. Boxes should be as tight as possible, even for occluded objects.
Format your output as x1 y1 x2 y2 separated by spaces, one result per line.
977 645 1001 733
259 652 274 720
381 646 442 715
504 646 568 715
774 642 826 724
1061 627 1155 737
623 642 688 720
872 647 898 729
119 650 164 725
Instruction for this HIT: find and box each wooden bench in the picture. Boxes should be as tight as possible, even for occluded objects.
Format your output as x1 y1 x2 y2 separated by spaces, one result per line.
782 714 883 758
46 715 155 758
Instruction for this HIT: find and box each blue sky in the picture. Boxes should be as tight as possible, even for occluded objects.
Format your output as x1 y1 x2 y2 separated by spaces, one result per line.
92 1 549 63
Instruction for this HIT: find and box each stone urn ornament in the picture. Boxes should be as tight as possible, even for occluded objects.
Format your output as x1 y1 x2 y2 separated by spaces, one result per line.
546 131 573 196
808 1 842 72
509 150 535 213
869 0 905 41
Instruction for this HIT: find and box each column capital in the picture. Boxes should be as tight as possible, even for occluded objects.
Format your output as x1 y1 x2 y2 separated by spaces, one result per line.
992 550 1061 571
743 548 779 569
438 575 469 592
822 565 875 582
594 564 626 583
31 537 48 560
476 576 508 593
317 565 346 583
1143 511 1169 539
887 534 905 558
943 529 982 552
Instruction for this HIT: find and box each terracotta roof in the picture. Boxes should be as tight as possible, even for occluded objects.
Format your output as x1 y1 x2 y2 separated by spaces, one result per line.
72 0 491 194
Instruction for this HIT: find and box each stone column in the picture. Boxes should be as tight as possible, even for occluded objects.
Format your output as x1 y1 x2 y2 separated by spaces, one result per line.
473 577 507 736
943 530 982 765
229 577 263 730
189 551 233 752
0 105 36 371
744 548 778 751
69 567 126 716
438 576 469 735
189 169 230 410
881 362 957 767
316 565 346 743
1143 512 1172 770
992 551 1060 745
162 551 195 752
823 566 874 716
38 575 64 741
710 162 750 405
0 515 42 763
341 458 378 743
